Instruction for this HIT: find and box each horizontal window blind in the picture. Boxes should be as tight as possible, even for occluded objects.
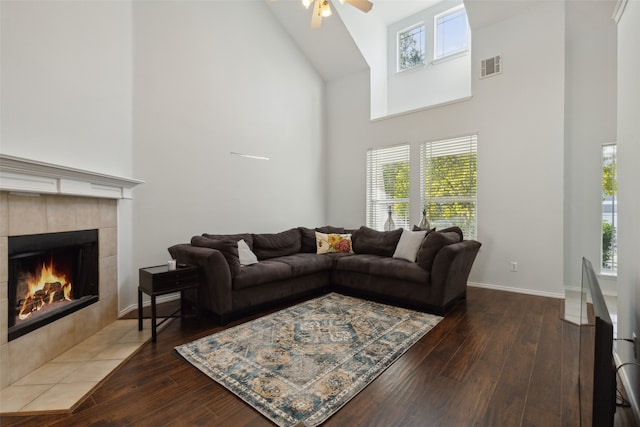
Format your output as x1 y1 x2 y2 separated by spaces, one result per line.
421 134 477 238
366 144 410 231
601 143 617 273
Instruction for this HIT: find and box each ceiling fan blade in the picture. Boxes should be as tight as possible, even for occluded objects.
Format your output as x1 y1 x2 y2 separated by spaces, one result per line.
344 0 373 13
311 0 323 28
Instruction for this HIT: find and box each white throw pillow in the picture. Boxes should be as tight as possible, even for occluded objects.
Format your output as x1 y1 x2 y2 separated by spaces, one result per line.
392 229 427 262
238 239 259 266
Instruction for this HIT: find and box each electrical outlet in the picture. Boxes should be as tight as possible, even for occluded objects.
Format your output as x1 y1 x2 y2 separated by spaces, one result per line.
510 261 518 272
634 332 639 360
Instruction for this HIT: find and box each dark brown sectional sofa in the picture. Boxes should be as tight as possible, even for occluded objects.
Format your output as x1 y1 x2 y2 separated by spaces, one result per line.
168 226 481 324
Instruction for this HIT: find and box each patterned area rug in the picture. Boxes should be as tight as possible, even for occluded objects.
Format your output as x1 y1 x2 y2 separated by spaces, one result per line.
175 293 442 427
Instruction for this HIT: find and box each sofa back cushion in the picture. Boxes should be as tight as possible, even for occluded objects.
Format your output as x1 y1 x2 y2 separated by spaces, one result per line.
299 226 346 253
202 233 254 250
252 228 301 260
191 236 241 277
416 228 462 271
352 226 403 257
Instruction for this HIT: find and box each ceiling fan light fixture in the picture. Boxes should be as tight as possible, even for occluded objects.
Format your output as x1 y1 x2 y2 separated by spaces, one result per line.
302 0 313 9
321 0 332 17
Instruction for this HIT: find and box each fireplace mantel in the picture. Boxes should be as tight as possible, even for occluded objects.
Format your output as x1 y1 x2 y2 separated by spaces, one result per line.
0 154 144 199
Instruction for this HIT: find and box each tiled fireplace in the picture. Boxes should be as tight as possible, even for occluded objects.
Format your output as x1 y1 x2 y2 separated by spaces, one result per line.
0 192 119 389
0 154 142 391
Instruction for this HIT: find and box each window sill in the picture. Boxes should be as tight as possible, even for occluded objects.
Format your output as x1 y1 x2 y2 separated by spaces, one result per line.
598 271 617 279
395 63 426 75
432 49 469 65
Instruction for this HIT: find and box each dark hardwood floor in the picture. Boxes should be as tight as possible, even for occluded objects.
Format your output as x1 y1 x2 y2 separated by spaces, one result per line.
2 287 637 426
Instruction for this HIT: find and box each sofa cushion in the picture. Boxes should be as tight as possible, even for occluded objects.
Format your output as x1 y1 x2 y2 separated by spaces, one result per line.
298 227 317 253
318 225 345 234
233 260 293 290
438 226 464 241
315 232 353 254
252 228 301 260
352 226 403 257
335 254 384 274
203 232 254 250
369 258 430 283
393 229 428 262
190 236 241 277
274 253 334 276
416 230 462 271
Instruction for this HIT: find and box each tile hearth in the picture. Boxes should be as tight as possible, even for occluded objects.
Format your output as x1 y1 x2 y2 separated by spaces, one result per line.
0 317 167 414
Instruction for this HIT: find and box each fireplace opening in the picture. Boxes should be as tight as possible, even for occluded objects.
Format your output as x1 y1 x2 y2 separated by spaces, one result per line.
8 229 99 341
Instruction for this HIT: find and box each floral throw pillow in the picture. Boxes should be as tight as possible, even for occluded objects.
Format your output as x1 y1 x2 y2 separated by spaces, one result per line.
315 231 353 254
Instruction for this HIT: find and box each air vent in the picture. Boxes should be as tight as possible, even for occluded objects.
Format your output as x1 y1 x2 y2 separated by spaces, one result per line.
480 55 502 79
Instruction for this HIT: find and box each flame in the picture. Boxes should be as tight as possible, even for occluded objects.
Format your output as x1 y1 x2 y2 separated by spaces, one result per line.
18 260 72 320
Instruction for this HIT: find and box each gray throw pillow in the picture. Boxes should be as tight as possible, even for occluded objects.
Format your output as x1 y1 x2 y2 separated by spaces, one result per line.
393 229 428 262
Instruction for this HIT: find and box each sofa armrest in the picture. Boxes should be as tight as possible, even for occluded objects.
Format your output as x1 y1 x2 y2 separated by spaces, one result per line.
429 240 481 309
168 244 233 318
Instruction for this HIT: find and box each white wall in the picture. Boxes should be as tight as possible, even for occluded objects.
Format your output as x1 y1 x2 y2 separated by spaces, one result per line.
616 0 640 416
386 1 471 115
563 0 617 293
0 0 135 314
127 1 327 310
333 0 388 118
0 0 133 178
326 2 566 297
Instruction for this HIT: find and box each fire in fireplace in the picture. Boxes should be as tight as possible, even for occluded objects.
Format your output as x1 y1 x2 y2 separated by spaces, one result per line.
8 229 99 341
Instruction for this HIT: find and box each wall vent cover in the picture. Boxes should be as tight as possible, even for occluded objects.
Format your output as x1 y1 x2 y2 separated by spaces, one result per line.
481 55 502 78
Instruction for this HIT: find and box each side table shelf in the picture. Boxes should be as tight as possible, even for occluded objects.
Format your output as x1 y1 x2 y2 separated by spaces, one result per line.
138 264 200 342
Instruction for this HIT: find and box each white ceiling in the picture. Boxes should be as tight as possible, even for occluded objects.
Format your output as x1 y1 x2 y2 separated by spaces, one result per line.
265 0 542 82
368 0 442 24
266 1 369 82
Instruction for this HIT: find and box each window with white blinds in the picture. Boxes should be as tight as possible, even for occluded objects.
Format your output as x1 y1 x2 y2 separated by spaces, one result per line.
420 134 477 238
601 143 617 273
366 144 410 231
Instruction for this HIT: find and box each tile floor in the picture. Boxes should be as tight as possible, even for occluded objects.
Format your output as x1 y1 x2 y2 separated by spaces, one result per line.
0 318 166 414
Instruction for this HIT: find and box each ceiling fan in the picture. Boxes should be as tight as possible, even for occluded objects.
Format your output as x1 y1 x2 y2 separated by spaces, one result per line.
304 0 374 29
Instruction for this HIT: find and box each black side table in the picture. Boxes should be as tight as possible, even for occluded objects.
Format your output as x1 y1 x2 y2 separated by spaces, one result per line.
138 264 199 342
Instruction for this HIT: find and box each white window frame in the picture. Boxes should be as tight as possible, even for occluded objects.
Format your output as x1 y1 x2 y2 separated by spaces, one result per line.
420 134 477 239
397 23 426 72
434 4 469 61
601 143 617 275
366 144 411 231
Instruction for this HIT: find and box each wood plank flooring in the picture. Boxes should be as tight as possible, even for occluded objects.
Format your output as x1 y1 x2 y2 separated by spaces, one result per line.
1 287 637 427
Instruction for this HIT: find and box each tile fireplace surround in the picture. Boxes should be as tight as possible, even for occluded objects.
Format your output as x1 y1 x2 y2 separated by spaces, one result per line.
0 192 119 390
0 154 142 393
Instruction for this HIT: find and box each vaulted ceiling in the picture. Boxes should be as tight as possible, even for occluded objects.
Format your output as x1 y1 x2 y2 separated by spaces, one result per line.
265 0 545 82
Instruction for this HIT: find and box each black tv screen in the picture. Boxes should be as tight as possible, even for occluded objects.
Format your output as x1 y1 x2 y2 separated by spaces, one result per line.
579 257 616 427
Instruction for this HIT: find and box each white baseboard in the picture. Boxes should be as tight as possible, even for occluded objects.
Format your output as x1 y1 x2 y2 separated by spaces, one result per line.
119 293 181 318
468 281 565 299
614 352 640 425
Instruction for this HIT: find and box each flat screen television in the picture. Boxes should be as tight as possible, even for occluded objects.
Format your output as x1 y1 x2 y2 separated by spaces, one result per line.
579 257 616 427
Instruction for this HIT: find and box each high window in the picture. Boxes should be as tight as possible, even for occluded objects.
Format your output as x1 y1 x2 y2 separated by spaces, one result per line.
421 134 477 238
398 24 425 71
366 144 410 231
434 5 469 60
601 144 617 273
